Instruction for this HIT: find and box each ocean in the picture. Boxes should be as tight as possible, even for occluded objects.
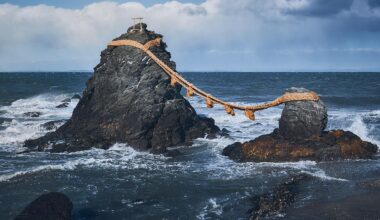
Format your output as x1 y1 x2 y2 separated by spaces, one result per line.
0 72 379 219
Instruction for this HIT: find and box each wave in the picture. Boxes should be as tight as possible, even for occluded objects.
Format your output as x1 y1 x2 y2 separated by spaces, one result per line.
0 93 78 147
0 93 378 184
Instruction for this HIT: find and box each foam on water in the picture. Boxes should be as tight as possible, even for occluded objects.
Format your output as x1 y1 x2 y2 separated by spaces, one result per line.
0 93 78 148
0 92 379 184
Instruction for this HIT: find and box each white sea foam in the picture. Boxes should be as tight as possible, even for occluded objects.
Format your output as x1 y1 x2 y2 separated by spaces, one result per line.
197 198 223 220
0 93 78 146
0 93 378 183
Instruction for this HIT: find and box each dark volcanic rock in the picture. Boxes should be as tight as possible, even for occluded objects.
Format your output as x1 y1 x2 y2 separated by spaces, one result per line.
14 192 73 220
249 175 308 220
279 87 327 140
223 88 378 162
23 112 41 118
24 23 219 153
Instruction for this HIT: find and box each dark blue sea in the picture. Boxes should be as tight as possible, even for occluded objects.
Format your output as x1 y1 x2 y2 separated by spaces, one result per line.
0 72 379 219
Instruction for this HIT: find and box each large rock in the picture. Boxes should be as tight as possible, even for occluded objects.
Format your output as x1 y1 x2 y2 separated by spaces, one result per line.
223 88 378 162
14 192 73 220
24 23 219 153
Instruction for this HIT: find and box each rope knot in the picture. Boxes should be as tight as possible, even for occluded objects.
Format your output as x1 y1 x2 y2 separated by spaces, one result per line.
186 86 194 97
224 105 235 116
244 109 255 121
206 96 214 108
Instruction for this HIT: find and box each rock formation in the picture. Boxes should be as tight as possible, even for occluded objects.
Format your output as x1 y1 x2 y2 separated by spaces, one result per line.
249 175 308 220
24 23 219 153
14 192 73 220
223 88 378 162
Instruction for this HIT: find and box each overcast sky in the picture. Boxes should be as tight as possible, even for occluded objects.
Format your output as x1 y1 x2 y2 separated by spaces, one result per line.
0 0 379 72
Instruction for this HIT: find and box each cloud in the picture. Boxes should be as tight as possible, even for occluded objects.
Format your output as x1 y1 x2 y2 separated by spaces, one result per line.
282 0 354 16
0 0 379 71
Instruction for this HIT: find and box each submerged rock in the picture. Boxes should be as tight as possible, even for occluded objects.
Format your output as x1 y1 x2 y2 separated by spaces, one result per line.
56 103 69 108
14 192 73 220
40 120 66 131
249 175 308 220
23 112 41 118
24 23 219 153
223 88 378 162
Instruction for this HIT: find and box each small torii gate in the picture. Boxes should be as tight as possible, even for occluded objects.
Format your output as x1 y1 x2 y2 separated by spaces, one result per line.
130 17 144 32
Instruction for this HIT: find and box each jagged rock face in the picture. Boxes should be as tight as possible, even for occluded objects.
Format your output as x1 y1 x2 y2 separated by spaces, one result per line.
24 23 219 153
223 88 378 162
279 87 327 140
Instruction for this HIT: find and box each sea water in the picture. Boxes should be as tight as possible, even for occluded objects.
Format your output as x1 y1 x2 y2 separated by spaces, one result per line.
0 72 379 219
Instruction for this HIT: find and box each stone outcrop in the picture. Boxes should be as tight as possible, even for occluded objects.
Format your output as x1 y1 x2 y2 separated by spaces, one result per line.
24 23 219 153
223 88 378 162
14 192 73 220
249 175 308 220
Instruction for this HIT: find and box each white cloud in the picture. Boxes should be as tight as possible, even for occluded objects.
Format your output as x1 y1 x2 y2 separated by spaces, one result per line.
0 0 379 71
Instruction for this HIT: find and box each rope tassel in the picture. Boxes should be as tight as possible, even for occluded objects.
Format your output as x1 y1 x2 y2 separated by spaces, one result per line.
225 105 235 116
170 77 177 86
206 97 213 108
244 109 255 121
186 86 194 97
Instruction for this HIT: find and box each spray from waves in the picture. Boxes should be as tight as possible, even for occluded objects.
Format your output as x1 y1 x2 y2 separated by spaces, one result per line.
328 109 380 147
0 93 78 148
197 198 224 219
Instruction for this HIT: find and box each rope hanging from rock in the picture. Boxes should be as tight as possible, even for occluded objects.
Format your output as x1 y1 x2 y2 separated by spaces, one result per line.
108 38 320 121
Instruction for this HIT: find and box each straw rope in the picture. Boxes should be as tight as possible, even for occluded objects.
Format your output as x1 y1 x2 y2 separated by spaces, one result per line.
108 38 320 121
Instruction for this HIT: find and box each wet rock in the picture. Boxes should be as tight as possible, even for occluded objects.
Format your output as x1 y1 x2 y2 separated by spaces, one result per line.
24 23 219 153
279 87 327 140
249 175 308 220
223 129 377 162
14 192 73 220
56 103 69 108
41 120 66 131
23 112 41 118
223 88 378 162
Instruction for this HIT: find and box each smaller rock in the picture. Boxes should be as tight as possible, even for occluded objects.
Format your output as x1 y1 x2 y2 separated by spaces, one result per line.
56 103 69 108
61 98 71 103
71 94 81 100
279 87 327 140
23 112 42 118
14 192 73 220
41 120 66 131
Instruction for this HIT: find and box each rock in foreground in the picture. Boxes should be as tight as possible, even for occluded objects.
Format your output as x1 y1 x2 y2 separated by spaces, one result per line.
223 88 378 162
24 23 219 153
14 192 72 220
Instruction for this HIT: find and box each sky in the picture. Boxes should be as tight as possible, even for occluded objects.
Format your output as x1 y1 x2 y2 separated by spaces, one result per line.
0 0 379 72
